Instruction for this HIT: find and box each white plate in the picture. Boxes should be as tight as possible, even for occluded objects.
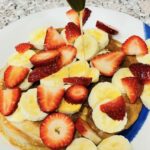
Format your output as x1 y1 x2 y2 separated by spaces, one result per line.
0 7 149 150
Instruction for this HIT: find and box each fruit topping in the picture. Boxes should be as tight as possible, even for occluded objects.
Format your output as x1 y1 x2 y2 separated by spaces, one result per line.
15 43 34 53
82 8 92 25
40 113 75 149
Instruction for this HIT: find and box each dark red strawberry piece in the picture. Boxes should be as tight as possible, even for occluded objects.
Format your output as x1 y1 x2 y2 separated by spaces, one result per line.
122 35 148 55
100 96 126 121
96 20 118 35
40 113 75 149
82 8 92 25
65 84 88 104
91 51 125 76
63 77 92 86
122 77 143 104
4 66 29 88
44 27 66 50
0 88 21 116
58 45 77 66
65 22 81 43
15 43 34 53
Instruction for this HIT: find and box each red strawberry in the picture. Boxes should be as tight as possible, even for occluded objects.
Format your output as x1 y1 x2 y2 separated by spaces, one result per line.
44 27 66 50
129 63 150 81
65 84 88 104
122 77 143 104
40 113 75 149
91 51 125 76
96 21 118 35
15 43 34 53
0 88 21 116
58 45 77 66
82 8 92 25
66 9 80 26
4 66 29 88
122 35 148 55
65 22 81 43
75 118 101 144
63 77 92 86
100 96 126 121
30 50 60 66
37 85 64 113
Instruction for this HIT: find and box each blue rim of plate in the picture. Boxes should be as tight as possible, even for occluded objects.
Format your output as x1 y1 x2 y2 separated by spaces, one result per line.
119 23 150 141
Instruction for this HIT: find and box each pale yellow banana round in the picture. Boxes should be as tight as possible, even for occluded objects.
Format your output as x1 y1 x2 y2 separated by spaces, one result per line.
136 53 150 65
88 67 100 83
97 135 132 150
88 82 121 109
66 138 97 150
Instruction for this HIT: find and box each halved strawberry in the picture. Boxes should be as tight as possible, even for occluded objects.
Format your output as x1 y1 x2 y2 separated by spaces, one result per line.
100 96 126 121
122 77 143 104
4 66 29 88
65 84 88 104
30 50 60 66
15 43 34 53
91 51 125 76
66 9 80 26
63 77 92 86
40 113 75 149
44 27 66 50
96 20 118 35
65 22 81 43
37 85 64 113
122 35 148 55
75 118 101 144
58 45 77 66
82 8 92 25
0 88 21 116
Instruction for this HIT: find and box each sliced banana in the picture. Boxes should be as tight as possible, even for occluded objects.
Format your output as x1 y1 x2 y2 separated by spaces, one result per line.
92 100 127 133
58 99 82 114
112 68 133 93
19 88 47 121
136 53 150 65
140 83 150 109
146 39 150 52
7 50 35 68
88 82 121 109
85 29 109 50
29 27 47 50
66 138 97 150
97 135 132 150
88 67 100 83
74 33 99 60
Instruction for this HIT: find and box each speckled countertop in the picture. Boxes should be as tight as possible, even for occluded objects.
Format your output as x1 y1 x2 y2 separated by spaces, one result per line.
0 0 150 29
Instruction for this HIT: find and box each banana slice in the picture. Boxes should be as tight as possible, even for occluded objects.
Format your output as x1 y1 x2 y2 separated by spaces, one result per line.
88 67 100 83
140 83 150 109
92 100 127 133
58 99 82 114
88 82 121 109
7 50 35 68
29 28 47 50
136 53 150 65
74 33 99 60
19 88 47 121
97 135 132 150
66 138 97 150
112 68 133 93
146 39 150 52
85 29 109 50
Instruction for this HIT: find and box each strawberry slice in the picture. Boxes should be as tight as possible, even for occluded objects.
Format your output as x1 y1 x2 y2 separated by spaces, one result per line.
63 77 92 86
65 22 81 43
82 8 92 25
40 113 75 149
0 88 21 116
37 85 64 113
91 51 125 76
44 27 66 50
30 50 60 66
122 77 143 104
4 66 29 88
96 21 118 35
122 35 148 55
65 84 88 104
75 118 101 144
100 96 126 121
58 45 77 66
15 43 34 53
